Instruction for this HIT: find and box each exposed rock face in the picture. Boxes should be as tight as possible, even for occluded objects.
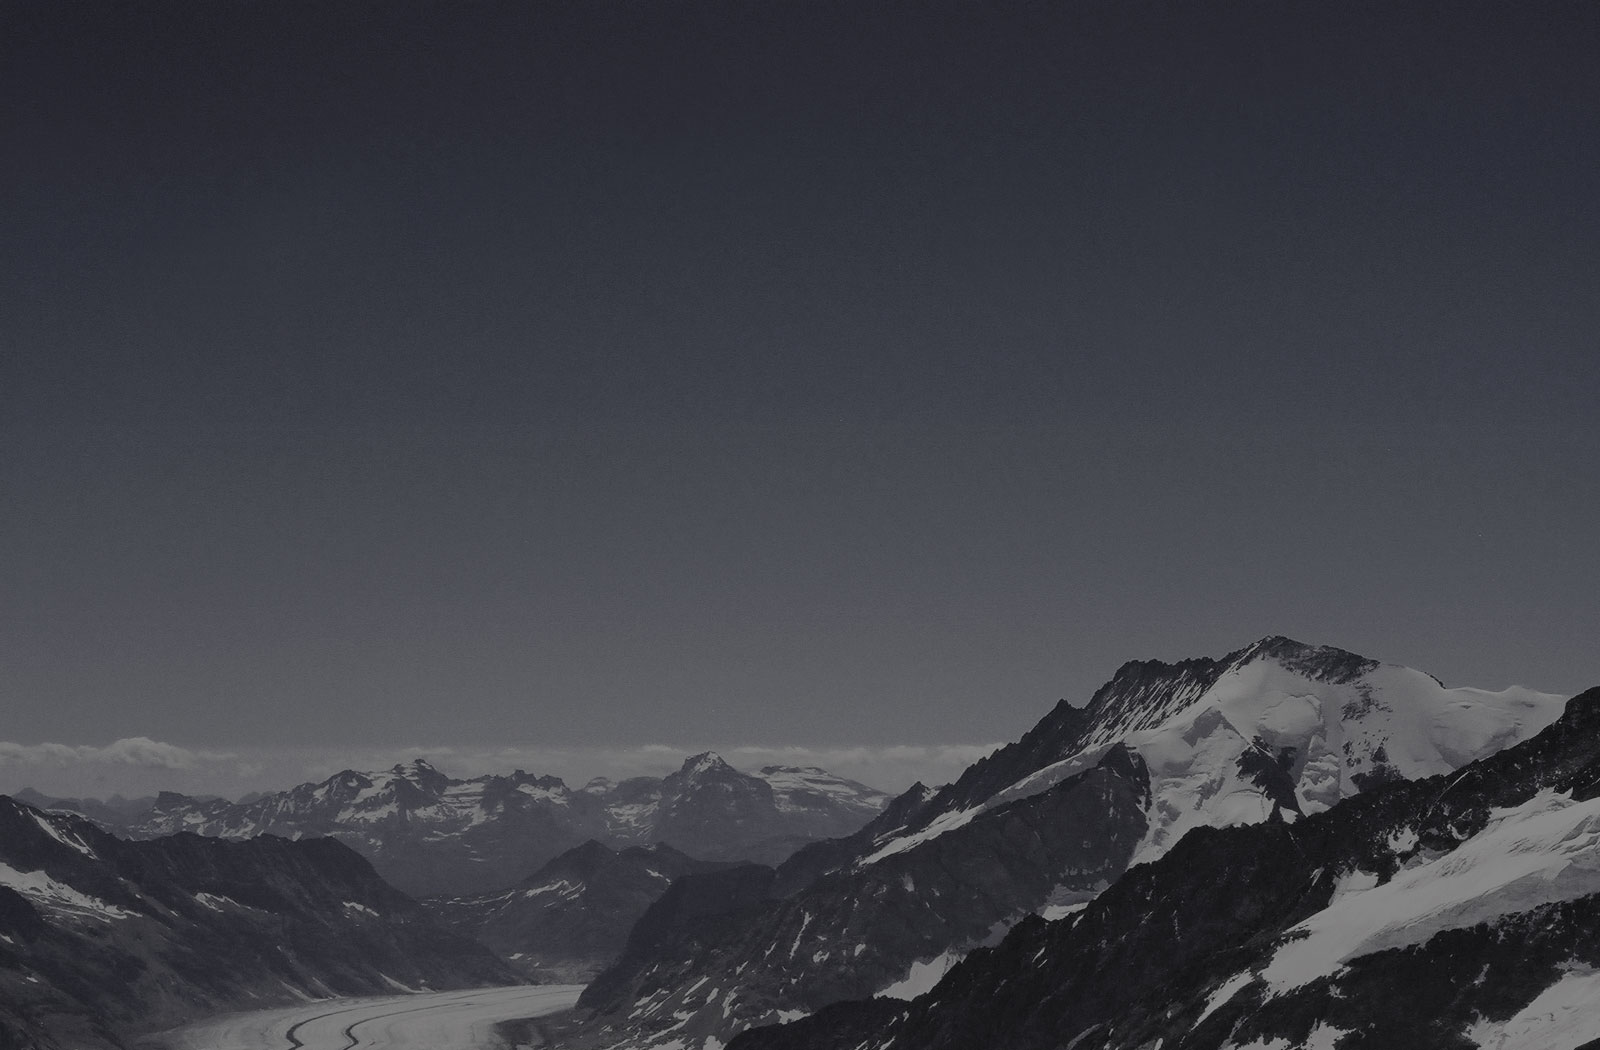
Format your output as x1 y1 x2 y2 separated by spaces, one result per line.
425 840 735 981
571 637 1566 1049
64 755 889 897
575 746 1151 1049
0 797 514 1050
736 685 1600 1050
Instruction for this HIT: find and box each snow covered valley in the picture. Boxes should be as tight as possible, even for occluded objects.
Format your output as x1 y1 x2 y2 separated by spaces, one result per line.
146 985 583 1050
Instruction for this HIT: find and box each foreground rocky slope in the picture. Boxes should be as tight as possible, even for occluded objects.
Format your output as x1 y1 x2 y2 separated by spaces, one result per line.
737 684 1600 1050
0 797 513 1050
425 839 735 981
67 753 888 897
570 637 1565 1049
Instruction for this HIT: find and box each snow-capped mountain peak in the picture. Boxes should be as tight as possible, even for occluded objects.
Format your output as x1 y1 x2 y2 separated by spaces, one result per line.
1228 634 1380 683
754 686 1600 1050
864 638 1566 870
572 639 1570 1050
677 752 735 779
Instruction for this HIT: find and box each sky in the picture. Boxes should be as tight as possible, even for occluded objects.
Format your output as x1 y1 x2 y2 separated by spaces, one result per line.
3 1 1598 798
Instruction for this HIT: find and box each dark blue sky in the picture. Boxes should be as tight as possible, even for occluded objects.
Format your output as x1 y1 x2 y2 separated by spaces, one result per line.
4 1 1597 769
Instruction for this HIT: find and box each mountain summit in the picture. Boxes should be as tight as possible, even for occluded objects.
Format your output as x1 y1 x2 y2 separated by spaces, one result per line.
741 684 1600 1050
678 752 735 777
572 637 1565 1050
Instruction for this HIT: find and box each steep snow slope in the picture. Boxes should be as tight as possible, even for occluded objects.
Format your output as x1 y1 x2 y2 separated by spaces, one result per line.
861 637 1563 869
1261 788 1600 993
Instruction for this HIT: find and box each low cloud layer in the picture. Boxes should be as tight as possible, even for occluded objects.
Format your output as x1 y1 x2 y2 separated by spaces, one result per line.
0 738 241 798
0 738 998 801
0 737 233 770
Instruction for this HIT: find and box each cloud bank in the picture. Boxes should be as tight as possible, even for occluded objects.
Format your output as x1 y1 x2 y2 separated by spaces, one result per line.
0 737 234 770
0 737 243 798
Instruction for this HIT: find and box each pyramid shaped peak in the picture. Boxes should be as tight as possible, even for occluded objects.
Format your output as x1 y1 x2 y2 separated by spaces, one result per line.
383 758 450 794
680 751 734 776
1231 636 1380 684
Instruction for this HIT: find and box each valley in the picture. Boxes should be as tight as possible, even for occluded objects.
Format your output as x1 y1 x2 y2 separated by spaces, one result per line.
147 985 582 1050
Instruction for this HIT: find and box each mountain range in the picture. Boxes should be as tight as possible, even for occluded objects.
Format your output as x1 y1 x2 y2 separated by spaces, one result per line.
6 634 1586 1050
0 795 511 1050
734 683 1600 1050
35 753 890 898
424 839 736 982
564 636 1567 1050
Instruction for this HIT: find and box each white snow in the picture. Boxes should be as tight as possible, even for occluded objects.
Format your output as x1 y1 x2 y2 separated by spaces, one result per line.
860 805 982 865
855 648 1563 872
1038 901 1088 921
609 802 661 829
0 861 133 919
1122 659 1562 868
1129 705 1290 866
153 984 583 1050
685 753 727 776
337 801 399 824
522 879 581 899
514 782 569 801
878 951 961 1000
1303 1023 1349 1049
787 911 813 958
756 767 888 812
1263 790 1600 993
29 811 97 857
1193 971 1255 1028
1218 1026 1342 1050
1465 967 1600 1049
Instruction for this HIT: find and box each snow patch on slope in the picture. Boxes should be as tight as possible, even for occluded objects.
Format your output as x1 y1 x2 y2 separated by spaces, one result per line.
879 951 962 1000
0 862 133 919
28 811 97 857
860 806 982 865
1465 967 1600 1049
1194 970 1255 1028
1263 790 1600 993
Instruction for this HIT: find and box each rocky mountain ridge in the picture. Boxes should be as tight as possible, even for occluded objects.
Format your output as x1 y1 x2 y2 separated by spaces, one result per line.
40 753 890 897
735 683 1600 1050
567 636 1566 1049
0 795 512 1050
425 839 737 982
